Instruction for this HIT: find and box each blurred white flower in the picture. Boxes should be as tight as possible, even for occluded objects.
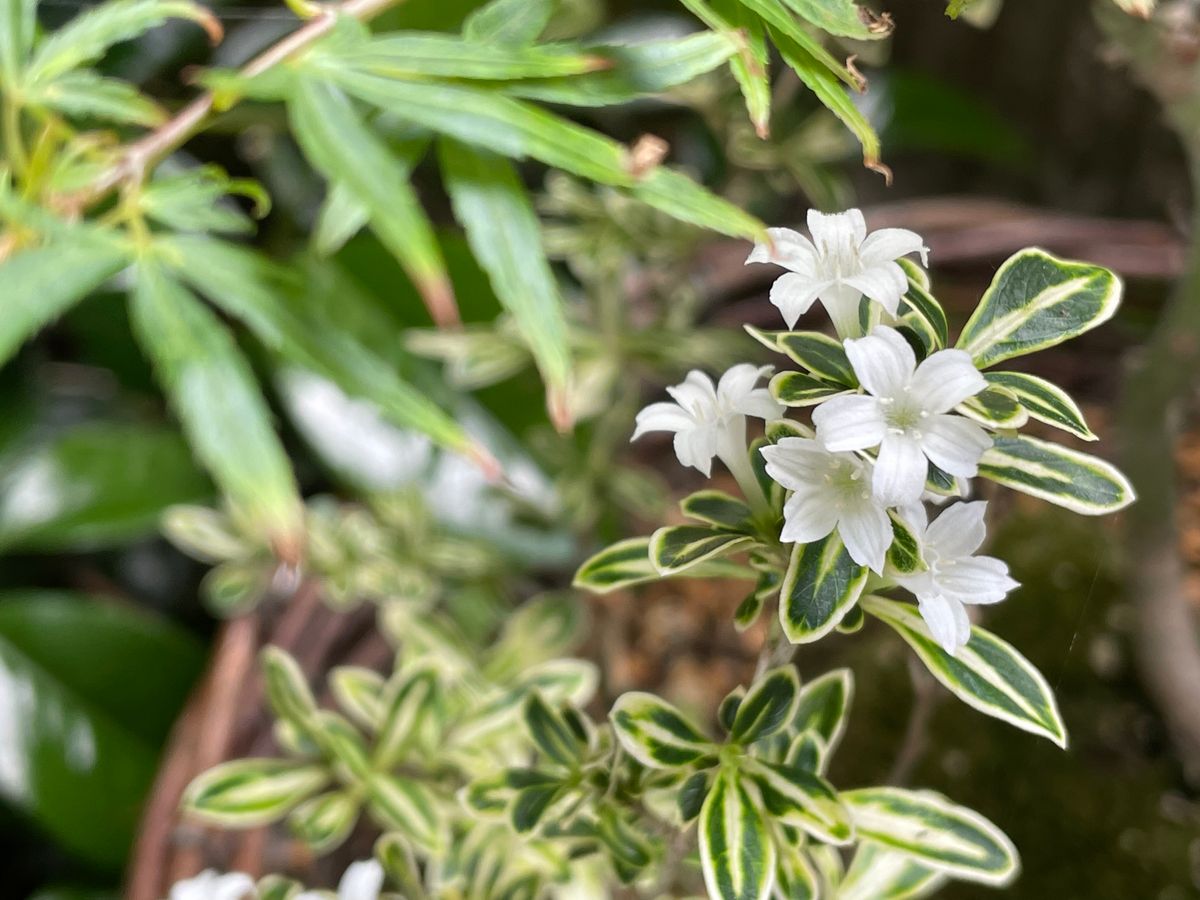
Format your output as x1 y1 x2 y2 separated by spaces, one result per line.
297 860 384 900
745 209 928 336
633 364 782 477
169 871 256 900
813 327 990 507
895 501 1020 655
759 437 892 573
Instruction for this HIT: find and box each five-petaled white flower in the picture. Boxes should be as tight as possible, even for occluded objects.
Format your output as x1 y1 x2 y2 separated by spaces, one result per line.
169 871 257 900
812 326 991 507
297 860 384 900
894 501 1019 655
633 364 783 477
760 437 892 573
745 209 928 336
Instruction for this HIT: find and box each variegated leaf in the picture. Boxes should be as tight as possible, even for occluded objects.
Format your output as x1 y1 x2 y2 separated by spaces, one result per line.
366 773 441 851
730 666 800 744
287 789 358 853
836 843 947 900
329 666 385 732
743 758 853 845
957 386 1028 429
775 332 858 387
984 371 1096 441
700 768 776 900
650 525 756 576
373 666 438 768
779 534 869 643
609 691 717 770
183 758 330 827
523 692 586 768
791 667 854 755
978 434 1134 515
770 371 851 407
681 489 756 533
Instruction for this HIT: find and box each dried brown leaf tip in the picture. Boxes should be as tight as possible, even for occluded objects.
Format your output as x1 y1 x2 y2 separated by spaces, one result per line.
626 134 670 180
862 9 895 35
846 55 868 93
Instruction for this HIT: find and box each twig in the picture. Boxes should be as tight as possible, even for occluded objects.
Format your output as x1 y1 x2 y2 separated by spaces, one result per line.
886 658 940 787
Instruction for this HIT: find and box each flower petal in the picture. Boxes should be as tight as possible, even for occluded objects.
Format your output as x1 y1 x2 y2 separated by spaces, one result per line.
738 388 785 421
781 488 841 545
339 860 385 900
839 500 892 573
842 262 908 316
632 401 693 440
924 500 987 558
813 394 886 452
761 437 833 489
937 556 1019 605
770 272 827 328
921 415 992 477
910 349 987 413
718 363 772 406
808 208 866 252
674 425 717 476
844 326 916 398
872 433 928 506
918 594 967 656
746 227 819 274
859 227 928 267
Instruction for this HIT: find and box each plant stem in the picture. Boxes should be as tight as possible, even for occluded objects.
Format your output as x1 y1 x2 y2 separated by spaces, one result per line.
3 96 27 177
66 0 407 209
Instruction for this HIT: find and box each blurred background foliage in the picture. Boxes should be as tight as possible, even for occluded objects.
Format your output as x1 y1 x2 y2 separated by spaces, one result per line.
0 0 1197 897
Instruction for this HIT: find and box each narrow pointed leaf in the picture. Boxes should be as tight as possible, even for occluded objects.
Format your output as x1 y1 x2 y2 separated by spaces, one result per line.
841 787 1019 886
779 534 868 643
32 70 164 125
129 260 302 546
463 0 552 43
862 596 1067 746
730 666 800 743
289 78 457 327
956 249 1122 368
743 758 853 844
439 138 572 426
183 758 330 827
978 434 1134 515
680 490 755 532
312 182 369 256
780 0 893 38
609 691 716 769
699 768 776 900
651 524 755 575
984 371 1096 440
360 34 607 80
736 0 858 89
0 0 36 80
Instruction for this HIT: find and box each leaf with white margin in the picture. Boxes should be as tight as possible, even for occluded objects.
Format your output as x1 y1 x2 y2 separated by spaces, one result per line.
836 843 947 900
774 837 820 900
573 536 751 594
681 489 756 533
650 525 756 576
978 434 1134 515
366 773 442 851
791 668 854 755
862 596 1067 747
983 371 1096 441
743 758 854 845
770 371 852 407
840 787 1019 886
183 758 330 827
779 534 869 644
729 665 800 744
957 386 1028 429
700 768 776 900
956 248 1121 368
609 692 717 770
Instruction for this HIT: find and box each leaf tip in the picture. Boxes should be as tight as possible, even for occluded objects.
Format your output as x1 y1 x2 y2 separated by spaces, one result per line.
625 134 670 180
866 157 894 186
467 441 504 484
547 385 575 435
418 277 462 330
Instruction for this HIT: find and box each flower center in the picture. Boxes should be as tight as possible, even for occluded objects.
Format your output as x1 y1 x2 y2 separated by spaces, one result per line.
816 236 861 280
880 394 927 438
824 458 871 506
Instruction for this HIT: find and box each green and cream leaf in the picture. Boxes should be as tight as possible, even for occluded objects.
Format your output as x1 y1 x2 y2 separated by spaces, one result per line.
978 435 1134 514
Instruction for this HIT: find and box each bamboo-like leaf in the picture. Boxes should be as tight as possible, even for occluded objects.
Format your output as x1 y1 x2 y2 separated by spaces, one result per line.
0 240 128 368
736 0 858 88
776 332 858 386
161 235 487 468
730 666 800 744
360 34 607 80
329 69 767 241
699 768 776 900
790 668 853 754
26 0 217 84
183 758 329 827
289 77 458 327
956 249 1122 368
650 524 756 576
288 790 358 853
439 138 573 428
984 371 1096 441
837 843 947 900
862 596 1067 747
463 0 552 43
770 370 851 407
978 434 1134 515
0 0 36 80
31 70 164 125
373 667 438 769
312 182 369 256
680 489 756 532
957 386 1028 429
129 260 302 547
841 787 1019 886
779 533 869 643
506 32 738 107
609 691 717 769
743 758 853 844
779 0 893 39
366 773 442 851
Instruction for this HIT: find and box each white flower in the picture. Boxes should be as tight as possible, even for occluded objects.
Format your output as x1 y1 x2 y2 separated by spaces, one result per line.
633 364 783 477
297 860 384 900
812 326 991 507
745 209 928 336
895 501 1019 655
169 871 256 900
759 437 892 573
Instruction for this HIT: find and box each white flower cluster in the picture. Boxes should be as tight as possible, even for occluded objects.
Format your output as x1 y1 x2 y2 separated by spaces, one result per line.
634 209 1017 655
168 860 383 900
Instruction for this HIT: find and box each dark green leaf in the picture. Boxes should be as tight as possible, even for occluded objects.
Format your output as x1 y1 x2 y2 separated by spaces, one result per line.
778 533 868 643
730 665 800 743
650 524 755 576
775 332 857 386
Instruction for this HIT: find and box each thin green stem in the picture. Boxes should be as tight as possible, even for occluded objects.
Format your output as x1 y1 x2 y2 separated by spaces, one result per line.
3 96 28 177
